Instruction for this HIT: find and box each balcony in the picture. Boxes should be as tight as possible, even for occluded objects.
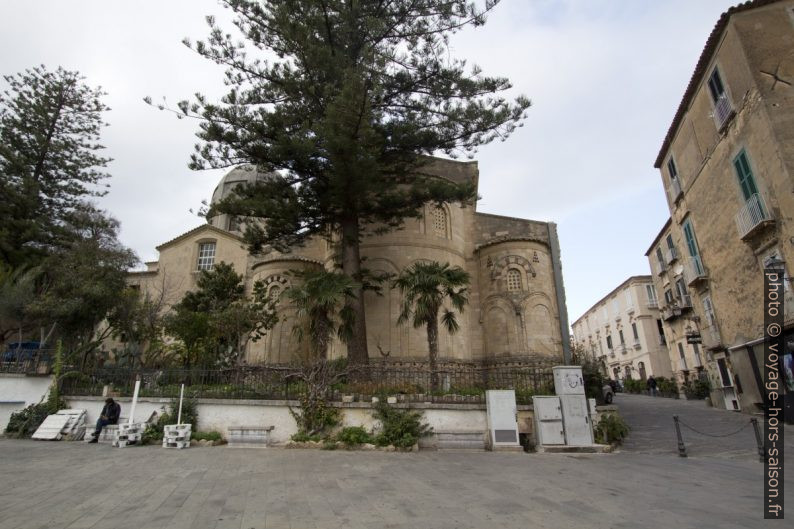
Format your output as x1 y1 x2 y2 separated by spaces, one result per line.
664 247 679 265
647 299 659 310
632 339 641 350
701 324 723 351
668 177 683 203
616 344 627 355
735 193 774 241
662 305 681 321
657 259 668 276
713 93 735 131
685 256 708 288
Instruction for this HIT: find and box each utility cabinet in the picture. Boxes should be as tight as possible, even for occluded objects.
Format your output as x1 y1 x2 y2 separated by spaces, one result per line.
485 390 520 449
533 396 565 445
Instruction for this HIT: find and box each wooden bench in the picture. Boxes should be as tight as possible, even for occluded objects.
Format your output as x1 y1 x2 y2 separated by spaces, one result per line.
227 425 274 448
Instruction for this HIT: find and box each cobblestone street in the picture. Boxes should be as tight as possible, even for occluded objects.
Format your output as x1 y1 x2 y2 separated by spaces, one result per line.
615 392 794 460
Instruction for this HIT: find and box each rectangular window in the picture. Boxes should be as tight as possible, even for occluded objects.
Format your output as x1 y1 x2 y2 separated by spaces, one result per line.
228 216 240 232
657 319 667 345
625 290 633 308
682 219 699 259
707 68 725 103
733 150 760 202
656 247 666 272
666 157 678 182
675 279 688 299
693 343 702 368
678 343 688 371
702 296 715 327
606 335 613 350
619 330 625 345
612 299 620 315
664 289 674 304
666 234 675 251
646 284 657 302
197 242 216 271
632 322 639 341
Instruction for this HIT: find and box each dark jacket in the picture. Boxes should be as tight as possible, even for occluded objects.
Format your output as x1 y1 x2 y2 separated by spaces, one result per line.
101 401 121 424
646 377 657 390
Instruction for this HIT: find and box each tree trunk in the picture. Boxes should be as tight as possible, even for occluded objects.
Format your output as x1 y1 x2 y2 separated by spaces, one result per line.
340 217 369 365
427 315 439 392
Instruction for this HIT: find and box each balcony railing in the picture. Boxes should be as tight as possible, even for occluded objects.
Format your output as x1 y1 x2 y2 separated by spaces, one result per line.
664 247 679 265
616 344 627 355
657 259 667 276
735 193 773 240
713 93 734 130
678 294 693 310
632 339 641 349
668 177 683 203
686 256 708 287
647 299 659 309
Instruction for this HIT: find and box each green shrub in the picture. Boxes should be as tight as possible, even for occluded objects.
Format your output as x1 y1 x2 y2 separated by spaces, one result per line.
290 431 323 443
192 430 223 442
336 426 373 446
322 439 339 450
684 378 710 400
656 377 679 397
289 394 340 438
594 413 630 445
623 379 645 394
372 401 432 448
5 396 66 438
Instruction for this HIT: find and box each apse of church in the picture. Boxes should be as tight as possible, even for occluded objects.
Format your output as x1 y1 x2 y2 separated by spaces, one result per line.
127 158 570 365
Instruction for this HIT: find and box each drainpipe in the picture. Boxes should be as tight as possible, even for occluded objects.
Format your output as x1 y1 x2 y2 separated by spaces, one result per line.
548 222 572 364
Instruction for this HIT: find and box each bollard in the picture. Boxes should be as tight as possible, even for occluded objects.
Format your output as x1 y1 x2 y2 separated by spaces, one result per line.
750 418 764 462
673 415 687 457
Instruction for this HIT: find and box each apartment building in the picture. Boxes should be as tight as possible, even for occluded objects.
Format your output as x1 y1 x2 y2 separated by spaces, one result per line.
572 276 673 383
646 0 794 417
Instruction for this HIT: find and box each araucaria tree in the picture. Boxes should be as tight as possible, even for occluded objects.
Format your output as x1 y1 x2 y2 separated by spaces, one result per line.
167 0 529 364
0 66 111 268
393 261 469 391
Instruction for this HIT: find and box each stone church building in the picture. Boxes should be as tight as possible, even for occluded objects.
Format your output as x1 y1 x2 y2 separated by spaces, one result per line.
128 157 570 365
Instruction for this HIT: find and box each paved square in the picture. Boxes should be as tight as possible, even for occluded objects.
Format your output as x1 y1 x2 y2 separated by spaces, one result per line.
0 434 788 529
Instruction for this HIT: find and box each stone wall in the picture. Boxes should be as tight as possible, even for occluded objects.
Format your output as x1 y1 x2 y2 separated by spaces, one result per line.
0 374 53 432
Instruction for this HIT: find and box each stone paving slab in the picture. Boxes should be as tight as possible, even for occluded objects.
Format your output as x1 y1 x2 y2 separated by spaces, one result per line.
0 438 791 529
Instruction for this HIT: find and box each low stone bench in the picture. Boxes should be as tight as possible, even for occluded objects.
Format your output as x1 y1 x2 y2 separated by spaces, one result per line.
227 425 274 448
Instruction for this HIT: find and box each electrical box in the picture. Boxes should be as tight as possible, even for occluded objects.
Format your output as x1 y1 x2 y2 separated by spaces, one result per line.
553 366 586 396
533 396 564 446
485 390 520 448
560 394 593 445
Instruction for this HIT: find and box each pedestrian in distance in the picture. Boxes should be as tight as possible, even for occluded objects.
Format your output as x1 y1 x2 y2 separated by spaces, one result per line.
646 376 658 397
88 397 121 443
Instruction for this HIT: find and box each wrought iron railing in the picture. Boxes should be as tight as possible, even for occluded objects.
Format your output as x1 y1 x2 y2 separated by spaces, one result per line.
0 350 55 374
713 93 734 130
668 177 683 202
60 360 557 405
735 193 772 239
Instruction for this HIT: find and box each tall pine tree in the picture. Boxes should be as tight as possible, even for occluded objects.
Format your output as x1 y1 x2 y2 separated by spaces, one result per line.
166 0 529 363
0 66 111 268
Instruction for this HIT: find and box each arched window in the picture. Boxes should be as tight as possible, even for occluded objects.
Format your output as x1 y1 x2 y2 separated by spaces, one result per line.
432 206 447 237
506 269 522 292
638 361 647 380
624 365 632 380
269 285 281 301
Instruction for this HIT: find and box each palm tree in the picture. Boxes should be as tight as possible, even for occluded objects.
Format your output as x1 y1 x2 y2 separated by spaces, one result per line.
284 268 359 361
393 261 470 391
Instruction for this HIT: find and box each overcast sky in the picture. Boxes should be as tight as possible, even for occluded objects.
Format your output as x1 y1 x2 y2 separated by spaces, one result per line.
0 0 740 324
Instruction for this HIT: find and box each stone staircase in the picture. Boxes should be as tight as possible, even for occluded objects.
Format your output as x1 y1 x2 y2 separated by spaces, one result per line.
435 430 487 451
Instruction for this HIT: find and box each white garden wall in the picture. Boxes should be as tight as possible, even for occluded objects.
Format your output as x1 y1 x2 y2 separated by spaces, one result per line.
0 374 53 432
63 396 496 445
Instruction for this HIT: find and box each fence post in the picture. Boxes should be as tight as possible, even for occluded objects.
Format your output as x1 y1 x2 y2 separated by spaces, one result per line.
673 415 687 457
750 417 764 462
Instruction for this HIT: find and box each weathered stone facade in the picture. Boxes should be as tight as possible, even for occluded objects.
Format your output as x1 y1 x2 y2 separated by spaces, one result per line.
571 276 673 382
647 0 794 412
127 158 570 365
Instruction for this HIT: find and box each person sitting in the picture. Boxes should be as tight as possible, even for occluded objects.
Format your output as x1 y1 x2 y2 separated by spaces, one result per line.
88 397 121 443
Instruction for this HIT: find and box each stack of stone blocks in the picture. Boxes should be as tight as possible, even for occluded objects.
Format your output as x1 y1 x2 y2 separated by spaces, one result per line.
113 422 143 448
163 424 192 449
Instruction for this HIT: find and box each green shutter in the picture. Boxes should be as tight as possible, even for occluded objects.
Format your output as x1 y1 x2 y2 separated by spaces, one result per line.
733 151 759 201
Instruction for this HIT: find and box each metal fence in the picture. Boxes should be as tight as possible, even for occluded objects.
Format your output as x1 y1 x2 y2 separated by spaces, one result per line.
0 350 55 375
59 361 556 405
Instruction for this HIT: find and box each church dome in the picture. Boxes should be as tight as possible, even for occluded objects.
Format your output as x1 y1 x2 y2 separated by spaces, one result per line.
208 165 278 232
210 165 278 205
